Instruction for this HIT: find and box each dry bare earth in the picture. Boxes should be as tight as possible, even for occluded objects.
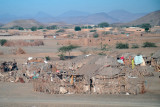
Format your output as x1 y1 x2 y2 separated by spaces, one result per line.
0 36 160 106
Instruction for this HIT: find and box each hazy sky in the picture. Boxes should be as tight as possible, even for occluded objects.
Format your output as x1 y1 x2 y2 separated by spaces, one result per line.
0 0 160 16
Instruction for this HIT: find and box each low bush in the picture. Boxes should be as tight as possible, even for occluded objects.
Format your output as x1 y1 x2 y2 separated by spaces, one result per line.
31 26 37 31
93 33 99 38
90 30 96 32
45 56 51 61
98 52 106 56
132 44 139 49
58 53 65 60
74 26 81 31
116 43 129 49
0 39 7 46
142 42 157 47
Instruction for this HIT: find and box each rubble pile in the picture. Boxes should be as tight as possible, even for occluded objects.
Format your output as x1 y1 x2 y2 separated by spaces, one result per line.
33 54 153 95
12 48 26 54
0 53 156 95
33 74 88 94
0 61 18 72
0 61 19 82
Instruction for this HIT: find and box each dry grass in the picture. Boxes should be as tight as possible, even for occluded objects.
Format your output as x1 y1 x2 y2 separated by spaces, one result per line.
12 48 26 55
4 40 44 47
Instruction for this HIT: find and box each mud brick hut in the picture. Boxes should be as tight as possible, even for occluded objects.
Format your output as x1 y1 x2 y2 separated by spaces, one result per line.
151 50 160 72
32 55 148 95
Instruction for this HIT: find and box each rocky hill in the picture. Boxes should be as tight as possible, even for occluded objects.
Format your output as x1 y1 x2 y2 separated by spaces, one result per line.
2 19 43 28
108 10 146 23
128 10 160 26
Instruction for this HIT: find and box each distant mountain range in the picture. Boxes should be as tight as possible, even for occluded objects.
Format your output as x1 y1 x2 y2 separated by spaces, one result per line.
0 10 147 24
0 10 160 28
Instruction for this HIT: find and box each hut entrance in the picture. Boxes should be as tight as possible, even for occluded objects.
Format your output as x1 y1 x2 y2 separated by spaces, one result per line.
90 79 93 92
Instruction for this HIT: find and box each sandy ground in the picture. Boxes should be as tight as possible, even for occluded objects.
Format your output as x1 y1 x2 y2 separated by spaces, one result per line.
0 35 160 107
0 72 160 107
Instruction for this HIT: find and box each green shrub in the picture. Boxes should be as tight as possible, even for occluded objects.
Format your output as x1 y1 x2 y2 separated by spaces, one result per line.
18 27 24 30
90 30 96 32
101 44 109 50
58 53 65 60
31 26 37 31
98 22 109 28
0 39 7 46
58 45 79 59
43 30 47 32
142 42 157 47
46 25 57 30
74 26 81 31
132 44 139 49
93 33 99 38
38 26 44 29
121 31 125 34
150 53 154 56
45 56 50 61
98 52 106 56
81 26 93 29
116 43 129 49
139 23 151 32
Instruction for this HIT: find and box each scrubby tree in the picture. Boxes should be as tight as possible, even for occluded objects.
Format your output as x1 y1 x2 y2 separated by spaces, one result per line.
98 22 109 28
81 26 93 29
18 27 24 30
31 26 37 31
93 33 99 38
116 43 129 49
46 25 57 30
142 42 157 47
38 26 44 29
58 45 79 59
140 23 151 32
74 26 81 31
0 39 7 46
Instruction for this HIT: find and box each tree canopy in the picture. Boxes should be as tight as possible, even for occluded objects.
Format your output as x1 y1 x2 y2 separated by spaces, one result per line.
59 45 79 53
46 25 57 30
74 26 81 31
139 23 151 32
98 22 109 28
58 45 79 59
18 27 24 30
31 26 37 31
